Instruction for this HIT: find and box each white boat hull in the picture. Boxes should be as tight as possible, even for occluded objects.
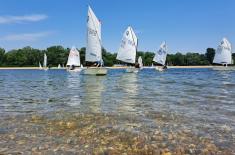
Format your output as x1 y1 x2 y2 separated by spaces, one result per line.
67 68 83 72
83 67 107 76
212 66 235 71
126 68 139 73
155 66 166 72
39 67 48 71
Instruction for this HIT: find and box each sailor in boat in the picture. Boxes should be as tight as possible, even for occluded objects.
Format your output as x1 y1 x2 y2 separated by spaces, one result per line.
135 62 140 69
69 65 75 70
89 61 101 67
163 65 167 70
154 62 167 71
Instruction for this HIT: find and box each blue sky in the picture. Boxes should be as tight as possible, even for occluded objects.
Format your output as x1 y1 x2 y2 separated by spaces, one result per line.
0 0 234 53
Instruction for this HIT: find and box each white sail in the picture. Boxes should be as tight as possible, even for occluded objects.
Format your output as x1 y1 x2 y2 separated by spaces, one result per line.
117 26 138 64
67 46 81 66
213 38 232 65
138 56 143 68
153 42 168 66
39 62 42 69
58 64 61 69
43 53 47 68
86 6 102 62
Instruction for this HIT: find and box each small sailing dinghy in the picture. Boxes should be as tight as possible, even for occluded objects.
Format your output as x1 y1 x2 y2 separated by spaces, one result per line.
39 62 42 70
138 56 143 69
58 64 61 69
83 6 107 76
153 42 168 71
116 26 139 73
43 53 48 71
66 46 82 72
213 38 235 71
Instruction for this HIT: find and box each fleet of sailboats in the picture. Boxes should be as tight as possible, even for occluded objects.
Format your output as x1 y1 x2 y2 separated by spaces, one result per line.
35 6 234 74
153 42 168 71
116 26 139 73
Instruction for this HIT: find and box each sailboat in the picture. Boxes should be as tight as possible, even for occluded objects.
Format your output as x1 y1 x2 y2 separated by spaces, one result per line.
138 56 143 69
83 6 107 76
58 64 61 69
66 46 82 72
43 53 48 71
153 42 168 71
39 62 42 70
213 38 235 71
116 26 139 73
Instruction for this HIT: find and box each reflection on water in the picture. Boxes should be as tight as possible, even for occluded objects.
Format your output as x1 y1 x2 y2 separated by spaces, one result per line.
81 75 106 113
0 68 235 154
118 73 139 114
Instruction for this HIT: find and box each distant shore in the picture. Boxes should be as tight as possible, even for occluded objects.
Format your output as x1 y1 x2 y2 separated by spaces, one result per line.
0 66 214 70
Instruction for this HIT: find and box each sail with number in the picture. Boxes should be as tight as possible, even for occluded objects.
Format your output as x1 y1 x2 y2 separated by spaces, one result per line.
213 38 232 65
86 6 102 63
153 42 168 66
67 46 81 67
43 53 47 68
117 26 138 64
138 56 143 68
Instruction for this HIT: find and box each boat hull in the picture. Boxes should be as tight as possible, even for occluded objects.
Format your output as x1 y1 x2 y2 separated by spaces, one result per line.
67 68 83 72
39 67 48 71
125 68 139 73
212 66 235 71
155 66 166 72
83 67 107 76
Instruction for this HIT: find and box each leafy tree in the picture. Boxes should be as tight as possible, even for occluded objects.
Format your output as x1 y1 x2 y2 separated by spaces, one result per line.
79 47 86 66
0 48 5 66
0 46 225 67
205 48 215 64
46 46 69 66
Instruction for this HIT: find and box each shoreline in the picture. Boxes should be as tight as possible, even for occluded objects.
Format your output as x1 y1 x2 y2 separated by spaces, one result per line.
0 66 214 70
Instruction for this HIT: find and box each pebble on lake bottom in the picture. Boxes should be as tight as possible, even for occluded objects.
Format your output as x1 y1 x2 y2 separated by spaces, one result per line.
0 112 234 155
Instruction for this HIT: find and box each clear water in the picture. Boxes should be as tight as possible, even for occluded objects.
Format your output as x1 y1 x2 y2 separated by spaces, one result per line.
0 68 235 154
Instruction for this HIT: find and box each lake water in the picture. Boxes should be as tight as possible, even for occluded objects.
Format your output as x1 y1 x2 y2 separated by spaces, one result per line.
0 68 235 154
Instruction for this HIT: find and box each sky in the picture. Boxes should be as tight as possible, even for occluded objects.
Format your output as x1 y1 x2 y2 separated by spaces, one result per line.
0 0 235 54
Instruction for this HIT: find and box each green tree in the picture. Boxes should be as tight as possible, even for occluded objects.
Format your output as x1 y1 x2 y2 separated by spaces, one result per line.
205 48 215 64
79 47 86 66
0 48 5 66
46 46 69 66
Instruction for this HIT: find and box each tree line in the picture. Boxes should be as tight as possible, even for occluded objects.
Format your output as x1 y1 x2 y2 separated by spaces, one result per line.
0 46 234 67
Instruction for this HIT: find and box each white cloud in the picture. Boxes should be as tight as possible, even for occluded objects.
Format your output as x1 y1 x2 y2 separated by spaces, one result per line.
0 14 48 24
0 31 53 42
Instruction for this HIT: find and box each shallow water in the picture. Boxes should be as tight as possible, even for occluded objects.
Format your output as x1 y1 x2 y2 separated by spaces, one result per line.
0 68 235 154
